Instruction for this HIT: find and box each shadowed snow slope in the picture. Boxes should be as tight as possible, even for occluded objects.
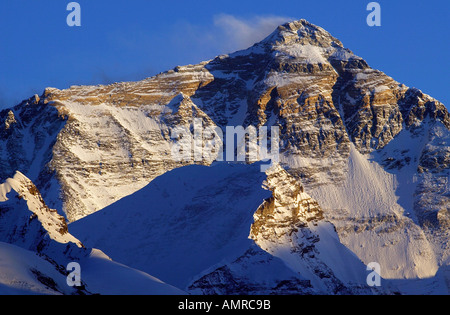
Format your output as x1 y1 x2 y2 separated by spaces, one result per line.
71 162 393 294
70 163 273 291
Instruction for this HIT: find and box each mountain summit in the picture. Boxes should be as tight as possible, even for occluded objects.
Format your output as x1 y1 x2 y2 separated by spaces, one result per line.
261 19 346 48
0 19 448 294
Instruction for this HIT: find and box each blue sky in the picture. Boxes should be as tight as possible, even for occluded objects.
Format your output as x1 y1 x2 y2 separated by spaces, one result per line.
0 0 448 109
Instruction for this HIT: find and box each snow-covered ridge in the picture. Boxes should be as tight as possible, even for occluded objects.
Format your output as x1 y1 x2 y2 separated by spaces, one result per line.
0 173 185 295
0 171 82 248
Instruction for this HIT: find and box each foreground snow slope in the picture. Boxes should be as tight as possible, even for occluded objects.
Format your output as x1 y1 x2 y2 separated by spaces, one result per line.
0 242 76 295
74 249 185 295
0 242 184 295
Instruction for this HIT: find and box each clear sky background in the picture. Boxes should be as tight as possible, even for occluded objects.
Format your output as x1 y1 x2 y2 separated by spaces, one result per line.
0 0 448 110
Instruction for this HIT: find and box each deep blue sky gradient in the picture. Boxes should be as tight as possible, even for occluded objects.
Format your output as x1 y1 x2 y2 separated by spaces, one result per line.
0 0 448 109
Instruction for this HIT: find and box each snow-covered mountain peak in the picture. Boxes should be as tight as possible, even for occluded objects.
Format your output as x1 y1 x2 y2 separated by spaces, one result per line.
0 19 448 295
264 19 344 49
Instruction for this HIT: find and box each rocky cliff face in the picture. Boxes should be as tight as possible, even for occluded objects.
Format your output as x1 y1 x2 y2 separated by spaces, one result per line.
249 164 379 294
